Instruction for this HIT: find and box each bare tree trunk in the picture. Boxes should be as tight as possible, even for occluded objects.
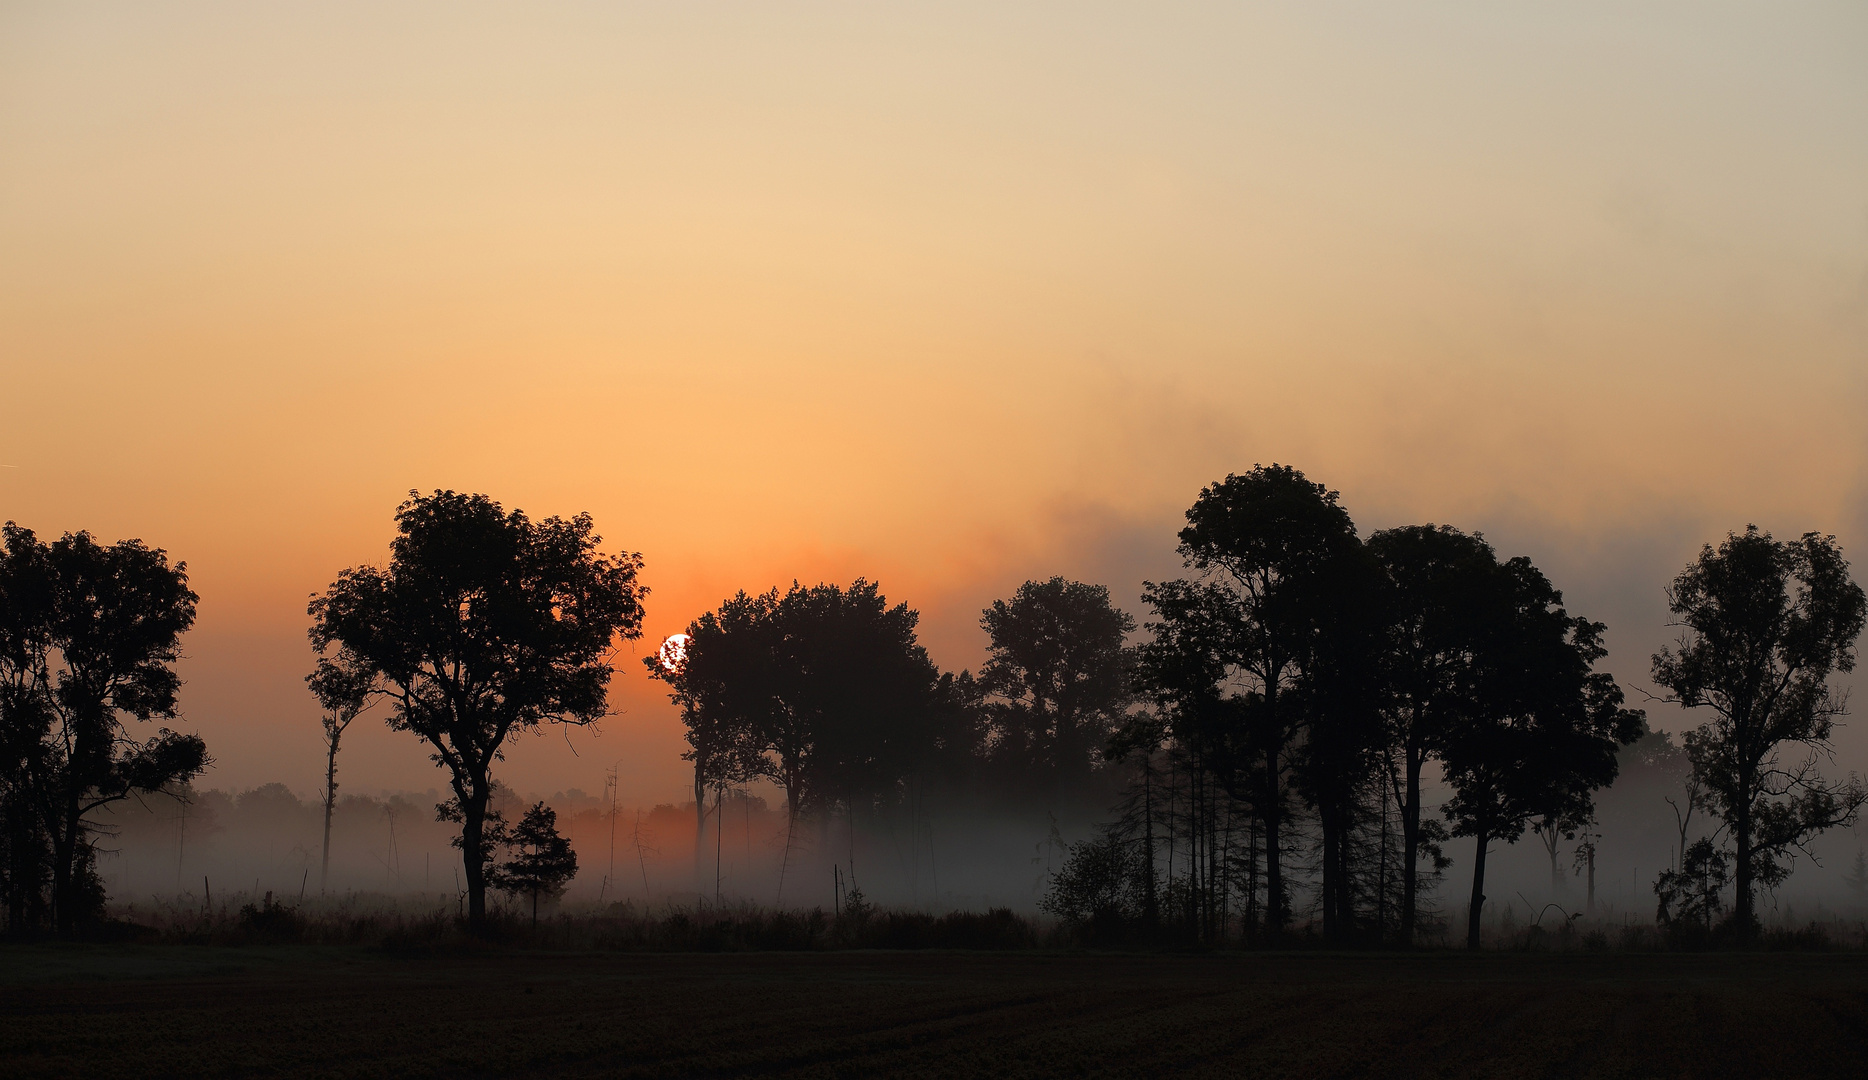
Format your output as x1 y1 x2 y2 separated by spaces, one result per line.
320 731 340 893
693 762 706 895
1733 770 1754 942
1466 831 1488 950
1140 756 1158 925
1399 741 1423 947
1263 745 1284 935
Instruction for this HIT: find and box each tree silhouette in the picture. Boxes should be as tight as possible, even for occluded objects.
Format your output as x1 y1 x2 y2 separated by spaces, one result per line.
1171 464 1364 934
1439 555 1641 949
0 524 209 936
649 579 947 900
1365 524 1508 946
492 802 579 927
978 578 1134 799
1655 837 1730 933
1289 542 1386 943
307 491 644 932
307 656 372 894
645 589 777 880
1651 526 1867 941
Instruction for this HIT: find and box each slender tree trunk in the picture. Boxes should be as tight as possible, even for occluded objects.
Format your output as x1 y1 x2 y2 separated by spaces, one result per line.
1320 805 1339 942
693 762 706 891
321 733 340 893
1466 830 1488 950
1263 744 1284 935
1734 770 1754 942
1399 740 1423 947
1141 757 1158 925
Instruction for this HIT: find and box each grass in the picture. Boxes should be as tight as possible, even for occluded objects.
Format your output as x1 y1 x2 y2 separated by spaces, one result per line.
5 945 1868 1078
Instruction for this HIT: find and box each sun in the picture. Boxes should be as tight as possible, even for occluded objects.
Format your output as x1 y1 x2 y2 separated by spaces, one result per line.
657 633 689 672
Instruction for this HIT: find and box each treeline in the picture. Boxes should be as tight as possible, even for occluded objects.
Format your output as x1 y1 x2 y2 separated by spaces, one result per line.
6 468 1864 944
654 467 1868 947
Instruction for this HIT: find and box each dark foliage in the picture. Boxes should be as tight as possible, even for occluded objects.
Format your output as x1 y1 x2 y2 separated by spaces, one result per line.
0 523 208 937
491 802 579 926
307 490 646 932
1651 526 1868 942
978 578 1136 800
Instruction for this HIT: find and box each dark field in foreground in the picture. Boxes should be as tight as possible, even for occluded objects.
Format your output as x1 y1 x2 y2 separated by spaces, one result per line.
4 947 1866 1079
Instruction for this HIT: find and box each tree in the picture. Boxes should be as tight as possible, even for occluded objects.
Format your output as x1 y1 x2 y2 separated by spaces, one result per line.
1169 465 1364 934
1288 543 1387 943
1439 556 1642 949
307 491 645 931
1655 837 1730 934
307 657 373 894
12 527 211 935
1650 526 1868 940
978 578 1134 799
0 525 210 935
1135 467 1359 930
648 579 949 901
492 802 579 927
1364 524 1504 946
0 525 55 932
645 590 777 878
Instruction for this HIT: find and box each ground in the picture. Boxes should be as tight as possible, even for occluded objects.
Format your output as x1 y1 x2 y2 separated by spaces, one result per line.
4 947 1866 1078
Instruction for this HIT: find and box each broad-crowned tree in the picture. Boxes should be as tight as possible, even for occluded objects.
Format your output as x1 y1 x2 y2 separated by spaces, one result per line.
978 578 1134 800
1651 526 1867 940
0 524 208 935
649 579 945 895
308 491 644 931
1439 556 1641 949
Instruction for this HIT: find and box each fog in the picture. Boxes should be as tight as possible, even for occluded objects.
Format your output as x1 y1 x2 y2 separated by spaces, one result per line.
95 736 1868 935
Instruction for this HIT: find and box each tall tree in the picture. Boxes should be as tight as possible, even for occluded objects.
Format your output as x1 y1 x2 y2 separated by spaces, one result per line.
646 590 778 875
0 525 55 932
978 578 1135 799
0 525 209 935
1172 464 1363 934
1289 542 1387 942
1364 524 1502 946
307 491 645 931
1650 526 1867 940
1439 556 1641 949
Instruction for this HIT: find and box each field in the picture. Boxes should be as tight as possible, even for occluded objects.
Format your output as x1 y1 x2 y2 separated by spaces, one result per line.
5 946 1867 1079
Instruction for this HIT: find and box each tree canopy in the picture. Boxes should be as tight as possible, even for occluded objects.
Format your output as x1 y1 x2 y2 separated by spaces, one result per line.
978 577 1135 796
307 490 645 930
1652 526 1867 940
0 524 208 936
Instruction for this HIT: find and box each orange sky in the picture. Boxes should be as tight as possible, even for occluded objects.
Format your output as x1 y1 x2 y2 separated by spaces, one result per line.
3 2 1865 802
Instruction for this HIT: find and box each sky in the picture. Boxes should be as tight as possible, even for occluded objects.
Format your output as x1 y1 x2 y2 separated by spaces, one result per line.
2 1 1866 804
